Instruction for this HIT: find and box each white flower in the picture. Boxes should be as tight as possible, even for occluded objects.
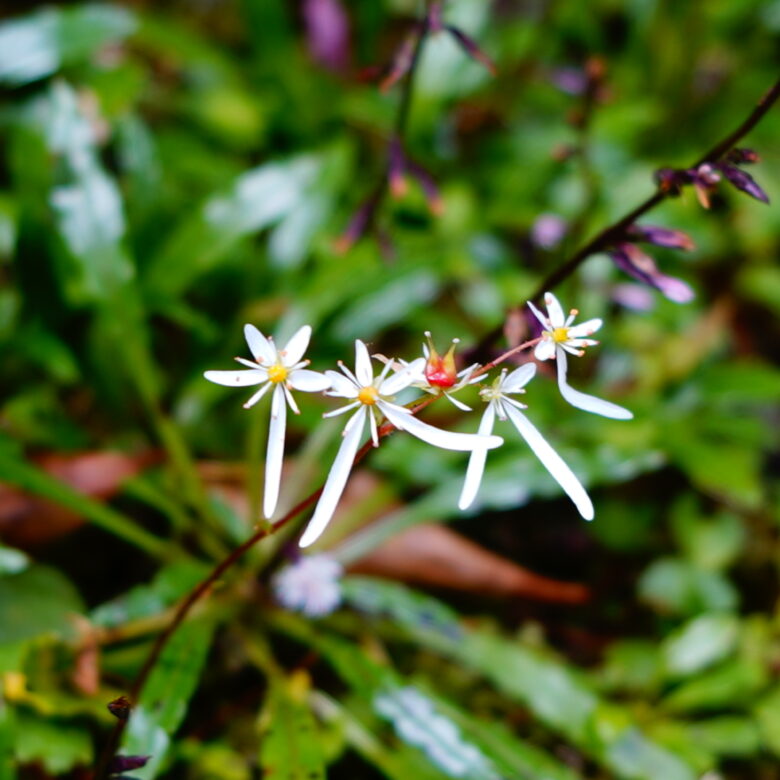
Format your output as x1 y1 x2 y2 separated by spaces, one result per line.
204 324 330 519
527 291 633 420
300 339 503 548
458 364 594 520
272 555 343 617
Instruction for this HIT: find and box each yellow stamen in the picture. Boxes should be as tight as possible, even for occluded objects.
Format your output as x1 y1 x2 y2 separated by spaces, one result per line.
267 364 288 383
358 386 379 405
551 327 570 343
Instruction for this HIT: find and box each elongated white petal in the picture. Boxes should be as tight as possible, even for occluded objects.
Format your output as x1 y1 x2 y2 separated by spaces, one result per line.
543 291 565 327
282 325 311 366
379 364 418 396
244 324 276 365
501 363 537 393
264 385 287 518
289 369 331 392
235 356 265 370
527 300 548 327
204 369 266 387
378 401 503 451
534 340 556 361
300 408 367 548
283 383 300 414
354 340 374 386
325 370 359 399
369 407 379 446
567 318 602 338
243 381 273 409
556 350 633 420
444 392 472 412
503 403 594 520
458 404 496 510
323 401 361 418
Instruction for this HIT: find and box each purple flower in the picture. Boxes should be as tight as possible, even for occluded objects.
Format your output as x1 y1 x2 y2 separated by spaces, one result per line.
303 0 350 73
109 756 150 774
609 243 694 304
531 213 567 249
717 163 770 204
627 223 695 251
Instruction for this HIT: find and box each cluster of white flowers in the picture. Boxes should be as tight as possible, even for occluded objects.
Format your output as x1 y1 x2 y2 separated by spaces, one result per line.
205 292 631 549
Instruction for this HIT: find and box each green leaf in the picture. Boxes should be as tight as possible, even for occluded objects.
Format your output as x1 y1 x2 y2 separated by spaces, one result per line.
310 690 449 780
662 658 767 713
671 499 745 571
91 559 210 628
340 576 462 640
144 149 341 298
374 686 501 780
122 617 216 779
0 565 84 643
638 557 738 616
661 613 739 678
14 712 92 773
0 5 136 86
402 611 696 780
754 685 780 756
686 716 760 757
258 673 326 780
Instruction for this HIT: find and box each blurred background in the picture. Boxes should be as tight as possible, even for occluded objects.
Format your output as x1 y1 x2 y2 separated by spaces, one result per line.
1 1 780 778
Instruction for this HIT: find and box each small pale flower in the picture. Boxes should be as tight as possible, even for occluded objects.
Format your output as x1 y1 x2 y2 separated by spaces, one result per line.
527 292 632 420
204 324 330 519
458 364 594 520
273 555 343 617
300 339 503 548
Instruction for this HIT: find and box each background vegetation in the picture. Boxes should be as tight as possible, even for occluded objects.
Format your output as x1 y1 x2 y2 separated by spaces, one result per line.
1 1 779 778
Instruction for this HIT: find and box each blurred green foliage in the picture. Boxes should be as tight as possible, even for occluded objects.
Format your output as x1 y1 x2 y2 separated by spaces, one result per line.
0 0 779 778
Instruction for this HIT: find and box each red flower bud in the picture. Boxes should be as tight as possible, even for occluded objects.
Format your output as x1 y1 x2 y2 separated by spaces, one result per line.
424 333 459 388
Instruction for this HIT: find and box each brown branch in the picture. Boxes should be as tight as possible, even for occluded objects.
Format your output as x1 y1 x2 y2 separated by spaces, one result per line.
474 76 780 356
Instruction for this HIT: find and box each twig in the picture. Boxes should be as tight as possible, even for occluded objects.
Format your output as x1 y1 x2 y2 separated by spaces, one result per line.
474 77 780 356
96 75 780 780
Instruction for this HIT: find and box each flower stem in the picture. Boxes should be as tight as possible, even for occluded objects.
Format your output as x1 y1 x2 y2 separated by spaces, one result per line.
475 76 780 356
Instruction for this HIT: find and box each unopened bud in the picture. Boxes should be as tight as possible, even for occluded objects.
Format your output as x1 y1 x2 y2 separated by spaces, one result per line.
424 333 459 388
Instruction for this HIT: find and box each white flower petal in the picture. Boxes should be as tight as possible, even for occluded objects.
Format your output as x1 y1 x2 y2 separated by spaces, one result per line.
556 350 633 420
378 401 503 452
369 407 379 446
244 324 276 365
458 404 496 510
444 392 472 412
204 369 266 387
527 300 548 327
289 369 331 392
503 403 594 520
543 291 566 327
500 363 537 393
325 370 359 399
243 381 273 409
300 408 367 548
264 384 287 519
534 340 556 361
282 325 312 366
354 340 374 386
379 364 419 396
323 400 361 418
567 318 602 338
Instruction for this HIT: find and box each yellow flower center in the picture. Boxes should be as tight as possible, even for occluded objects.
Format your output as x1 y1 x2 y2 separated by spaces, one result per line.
358 386 379 405
550 327 570 343
267 364 288 383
